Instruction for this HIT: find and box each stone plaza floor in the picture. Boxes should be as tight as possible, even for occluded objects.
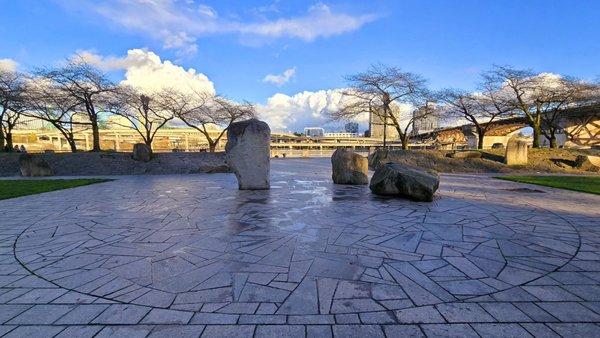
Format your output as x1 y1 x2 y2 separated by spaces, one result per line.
1 158 599 337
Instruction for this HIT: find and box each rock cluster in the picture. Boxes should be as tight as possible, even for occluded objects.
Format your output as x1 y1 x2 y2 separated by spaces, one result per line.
331 149 368 185
504 138 528 165
369 163 439 202
225 118 271 190
575 155 600 172
132 143 151 162
447 151 482 159
19 154 53 177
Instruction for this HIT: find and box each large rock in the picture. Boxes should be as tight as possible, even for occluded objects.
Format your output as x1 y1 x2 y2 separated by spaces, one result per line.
225 118 271 190
574 155 600 172
331 149 368 185
369 163 439 202
19 154 53 177
368 148 389 169
132 143 151 162
447 151 482 159
504 138 528 165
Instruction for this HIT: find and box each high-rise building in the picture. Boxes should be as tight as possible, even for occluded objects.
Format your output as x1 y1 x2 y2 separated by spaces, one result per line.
304 127 325 138
411 103 439 136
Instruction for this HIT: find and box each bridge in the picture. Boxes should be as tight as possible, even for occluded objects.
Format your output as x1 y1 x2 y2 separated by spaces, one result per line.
412 104 600 149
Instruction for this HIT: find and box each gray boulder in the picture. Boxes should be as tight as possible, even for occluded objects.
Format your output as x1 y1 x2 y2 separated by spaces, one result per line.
225 118 271 190
368 148 389 169
331 149 368 185
369 163 439 202
132 143 151 162
492 142 504 149
504 138 528 165
574 155 600 172
19 154 53 177
447 151 482 159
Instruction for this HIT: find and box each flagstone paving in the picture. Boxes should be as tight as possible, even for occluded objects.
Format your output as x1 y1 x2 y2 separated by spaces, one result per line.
1 158 599 337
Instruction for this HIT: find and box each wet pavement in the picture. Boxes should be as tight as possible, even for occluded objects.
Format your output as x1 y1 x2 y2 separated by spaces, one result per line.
1 158 599 337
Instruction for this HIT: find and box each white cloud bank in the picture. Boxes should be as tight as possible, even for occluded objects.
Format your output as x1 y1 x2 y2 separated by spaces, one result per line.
0 58 18 72
78 49 215 95
61 1 377 55
256 89 369 132
263 67 296 86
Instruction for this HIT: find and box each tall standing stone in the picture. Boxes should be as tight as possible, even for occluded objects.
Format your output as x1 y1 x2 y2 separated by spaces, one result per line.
226 118 271 190
504 137 528 165
331 149 368 185
132 143 151 162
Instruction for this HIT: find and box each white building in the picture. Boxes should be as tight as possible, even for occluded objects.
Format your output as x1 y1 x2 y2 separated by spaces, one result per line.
304 127 325 138
324 132 360 138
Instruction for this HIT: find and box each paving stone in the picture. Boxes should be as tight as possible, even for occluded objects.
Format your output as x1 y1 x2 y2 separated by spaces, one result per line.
6 304 75 324
471 323 533 337
55 325 104 338
331 325 385 338
201 325 255 338
95 325 155 338
520 323 560 338
255 325 304 338
479 302 532 322
359 311 396 324
147 325 206 338
91 304 151 324
547 323 600 338
435 303 495 323
383 324 424 337
335 313 361 324
537 302 600 322
3 325 66 338
190 312 240 324
239 314 286 324
307 325 333 338
420 324 479 338
140 308 194 324
395 305 445 324
55 304 109 324
0 304 31 324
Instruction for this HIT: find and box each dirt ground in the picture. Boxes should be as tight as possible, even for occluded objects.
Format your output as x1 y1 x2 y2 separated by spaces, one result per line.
369 148 600 174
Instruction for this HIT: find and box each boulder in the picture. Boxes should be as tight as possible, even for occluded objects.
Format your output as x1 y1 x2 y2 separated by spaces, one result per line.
504 138 528 165
132 143 151 162
19 154 53 177
574 155 600 172
492 142 504 149
368 148 390 169
225 118 271 190
447 151 482 159
331 149 368 185
369 163 439 202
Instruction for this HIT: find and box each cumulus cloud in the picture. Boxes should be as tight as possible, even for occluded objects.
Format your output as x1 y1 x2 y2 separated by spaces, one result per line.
263 67 296 86
256 89 369 132
61 1 377 55
0 58 18 72
78 49 215 95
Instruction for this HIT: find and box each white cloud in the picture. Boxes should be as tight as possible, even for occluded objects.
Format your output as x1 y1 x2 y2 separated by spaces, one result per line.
0 58 18 72
78 49 215 95
256 89 369 132
62 1 376 55
263 67 296 86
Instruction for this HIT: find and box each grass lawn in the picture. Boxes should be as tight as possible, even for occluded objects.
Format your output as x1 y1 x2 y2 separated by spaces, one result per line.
0 179 111 201
496 175 600 195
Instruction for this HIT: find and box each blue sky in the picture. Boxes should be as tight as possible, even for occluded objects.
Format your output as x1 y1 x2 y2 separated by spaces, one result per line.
1 0 599 131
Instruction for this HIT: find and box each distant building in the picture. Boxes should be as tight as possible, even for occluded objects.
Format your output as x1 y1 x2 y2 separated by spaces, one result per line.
344 122 359 134
14 116 48 130
304 127 325 138
324 132 360 138
412 103 439 136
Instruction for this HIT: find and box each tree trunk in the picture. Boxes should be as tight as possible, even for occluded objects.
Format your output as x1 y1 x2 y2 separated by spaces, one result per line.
0 127 5 151
5 132 13 152
549 131 558 148
91 116 101 151
145 139 154 157
401 135 408 150
68 138 77 153
477 129 485 149
208 141 217 153
532 124 541 148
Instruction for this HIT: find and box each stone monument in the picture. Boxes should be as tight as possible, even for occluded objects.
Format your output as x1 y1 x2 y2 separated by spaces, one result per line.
504 137 528 165
225 118 271 190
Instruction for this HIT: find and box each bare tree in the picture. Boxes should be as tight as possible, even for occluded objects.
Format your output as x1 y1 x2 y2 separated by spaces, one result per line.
162 90 255 152
436 87 511 149
23 78 87 152
0 69 27 152
35 57 115 151
331 64 430 149
107 86 174 154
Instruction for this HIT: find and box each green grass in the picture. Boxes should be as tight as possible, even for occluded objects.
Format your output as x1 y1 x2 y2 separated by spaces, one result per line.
496 175 600 195
0 179 111 200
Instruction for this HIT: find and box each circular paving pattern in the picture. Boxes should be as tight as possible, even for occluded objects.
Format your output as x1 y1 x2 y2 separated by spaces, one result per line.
14 160 580 316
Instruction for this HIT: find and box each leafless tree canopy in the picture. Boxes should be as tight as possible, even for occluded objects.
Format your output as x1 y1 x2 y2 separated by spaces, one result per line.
161 89 256 152
34 57 115 151
0 69 27 151
332 64 431 149
107 86 174 152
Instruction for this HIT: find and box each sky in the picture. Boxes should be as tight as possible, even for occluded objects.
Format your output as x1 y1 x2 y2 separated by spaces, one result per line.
1 0 599 132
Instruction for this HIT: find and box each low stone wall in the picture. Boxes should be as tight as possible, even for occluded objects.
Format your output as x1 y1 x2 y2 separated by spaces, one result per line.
0 152 227 176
